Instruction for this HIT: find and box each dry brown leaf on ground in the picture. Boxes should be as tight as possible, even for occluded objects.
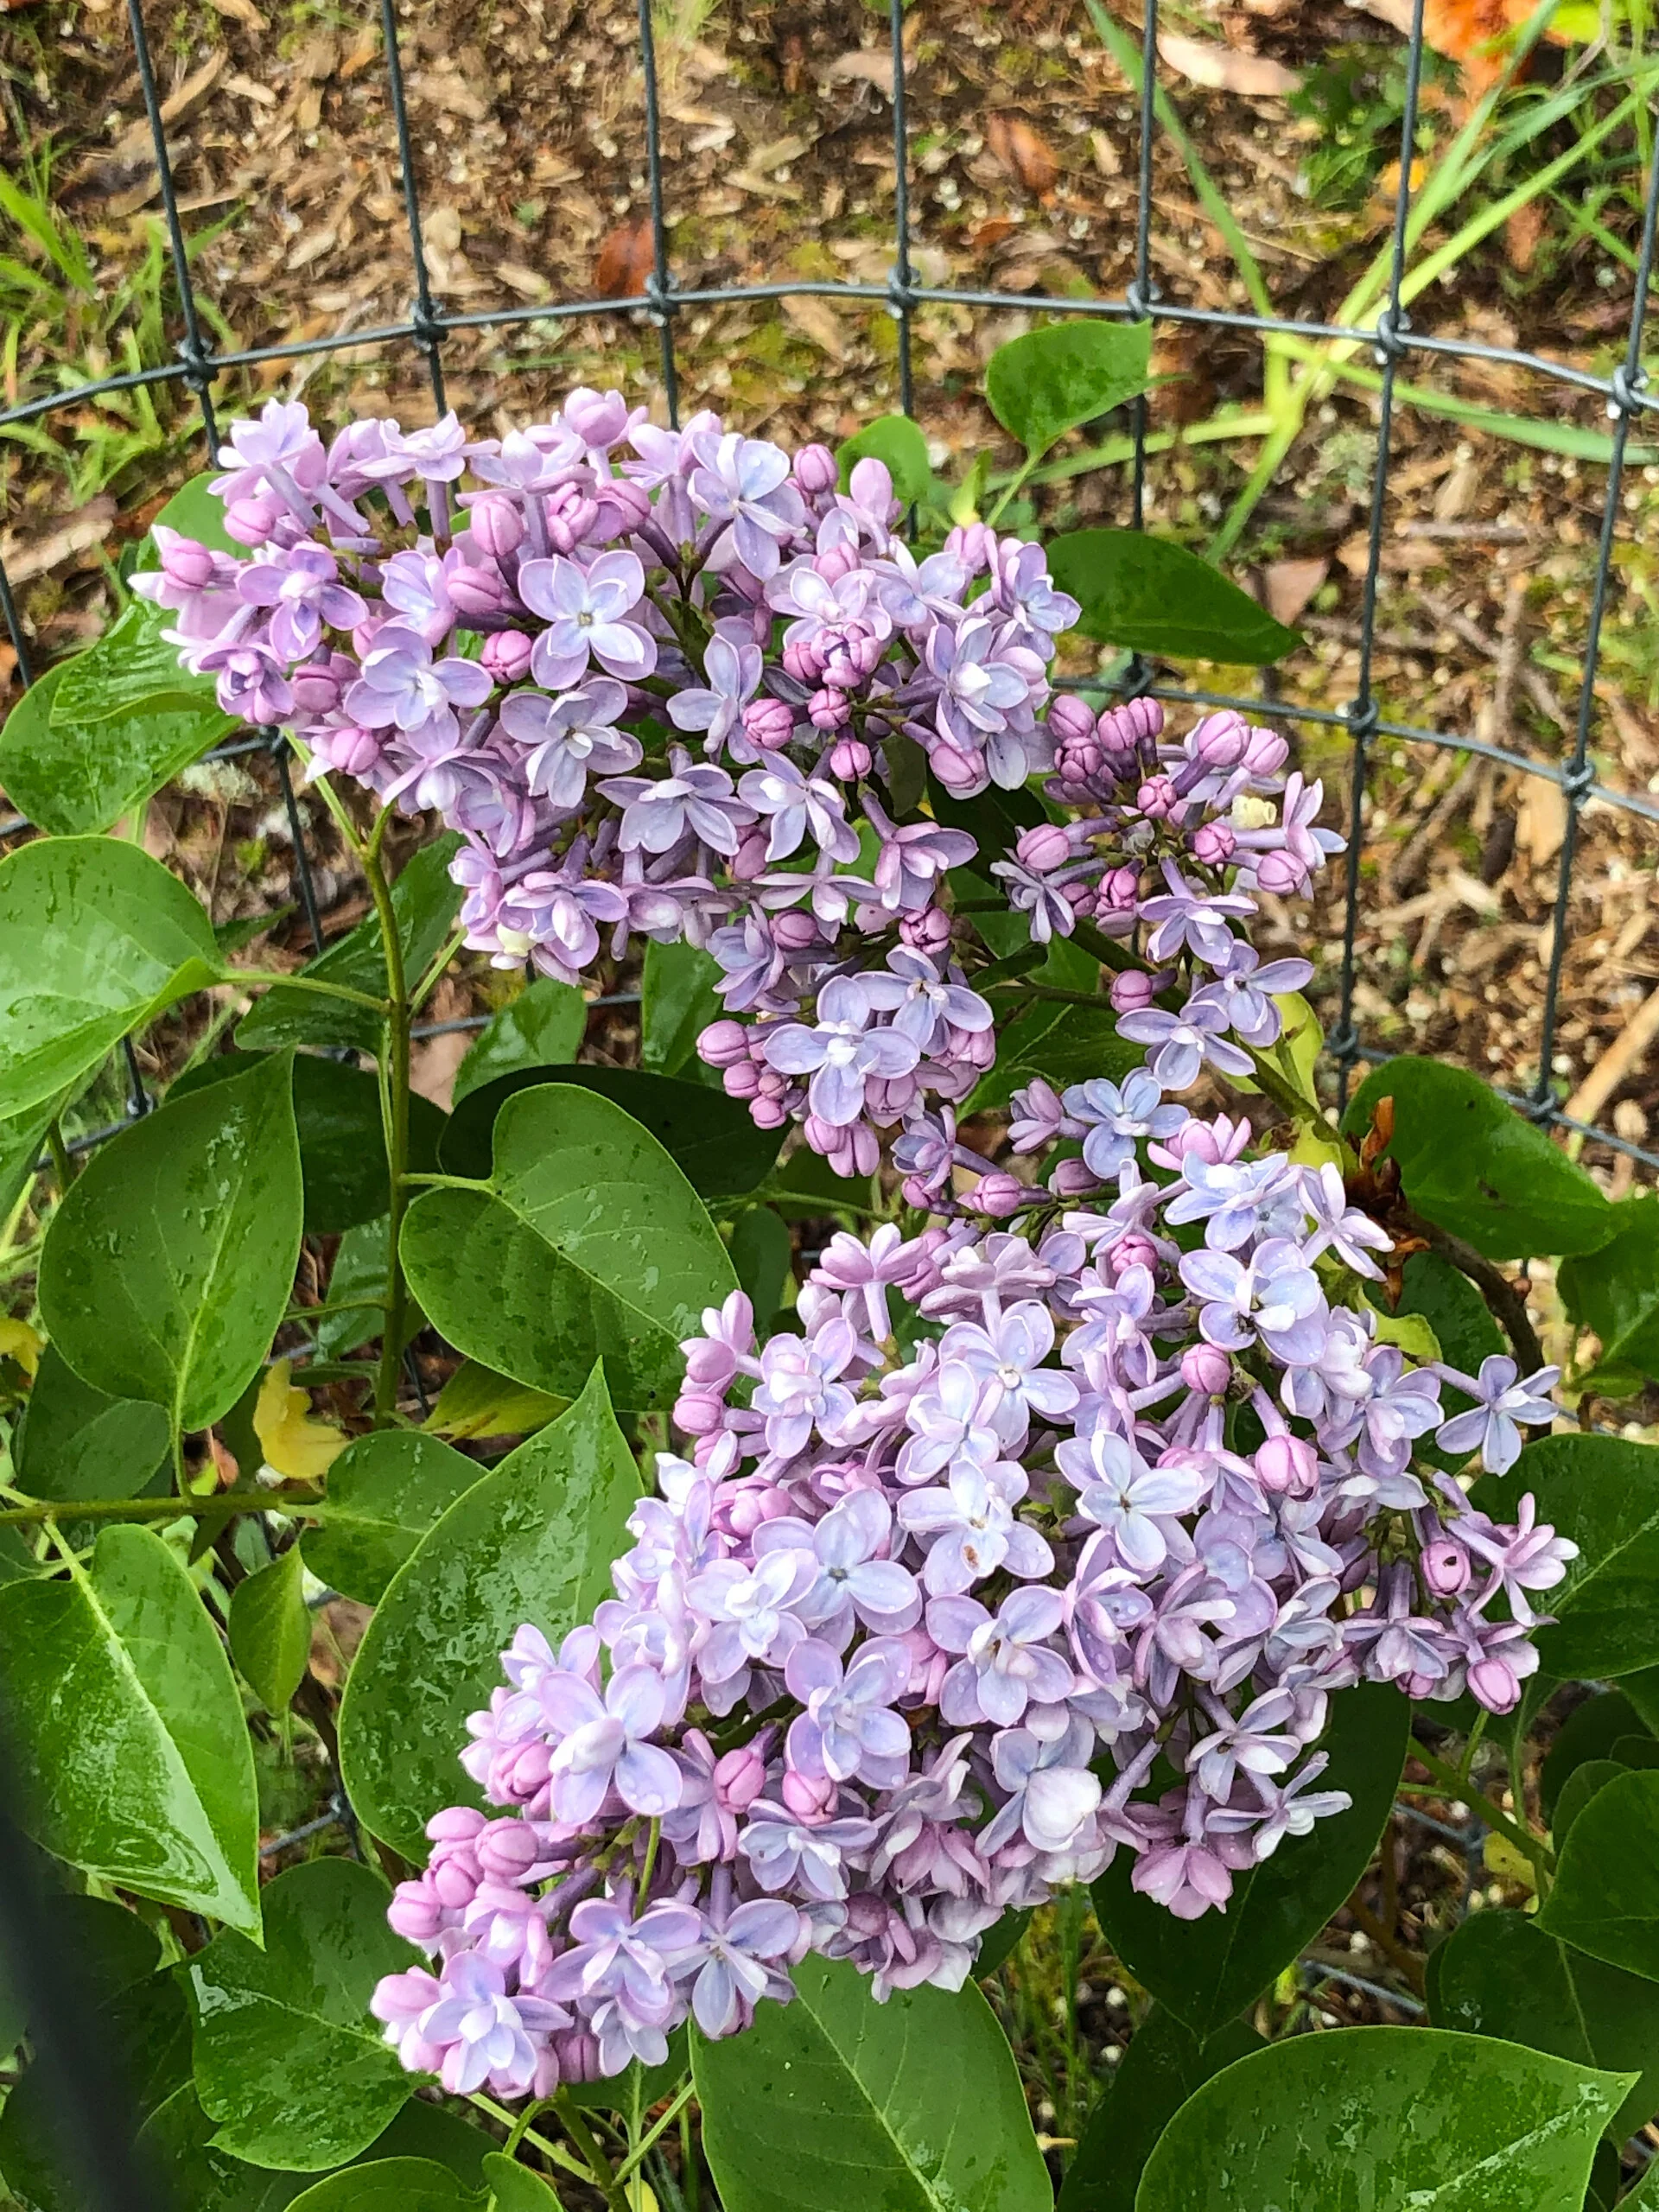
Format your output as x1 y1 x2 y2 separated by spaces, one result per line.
986 113 1060 197
1516 779 1567 867
1156 33 1299 96
497 262 551 301
783 294 849 363
593 219 653 298
207 0 267 29
409 67 490 123
1504 200 1544 271
820 50 893 96
1262 557 1330 628
0 495 115 585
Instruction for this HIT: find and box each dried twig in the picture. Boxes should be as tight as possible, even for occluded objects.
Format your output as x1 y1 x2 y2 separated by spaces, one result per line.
1420 1221 1546 1375
1563 981 1659 1131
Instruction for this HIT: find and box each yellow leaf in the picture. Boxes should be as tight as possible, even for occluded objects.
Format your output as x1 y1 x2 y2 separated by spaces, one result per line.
1483 1832 1538 1898
253 1360 346 1482
0 1319 43 1379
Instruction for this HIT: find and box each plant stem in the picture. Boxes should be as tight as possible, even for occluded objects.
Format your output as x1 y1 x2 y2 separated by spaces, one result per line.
1408 1738 1553 1872
45 1118 76 1196
234 970 389 1015
282 1294 390 1324
411 925 466 1015
0 1489 328 1527
1459 1710 1490 1785
553 2090 633 2212
634 1816 661 1912
467 2094 592 2183
1416 1223 1546 1375
361 813 411 1429
613 2082 697 2188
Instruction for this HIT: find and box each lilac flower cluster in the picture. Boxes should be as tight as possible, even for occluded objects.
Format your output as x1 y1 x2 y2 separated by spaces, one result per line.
137 391 1087 1176
368 1085 1568 2097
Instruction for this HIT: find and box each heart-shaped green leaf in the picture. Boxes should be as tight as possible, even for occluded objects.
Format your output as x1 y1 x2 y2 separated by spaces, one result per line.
1046 529 1300 664
985 321 1152 460
1537 1767 1659 1980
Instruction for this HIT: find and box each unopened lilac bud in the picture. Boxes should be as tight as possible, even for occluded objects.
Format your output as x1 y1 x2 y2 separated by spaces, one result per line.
1254 849 1308 898
1047 693 1096 745
773 909 823 951
547 495 601 555
1243 725 1289 777
793 442 837 495
448 562 505 618
1191 821 1236 866
1136 774 1179 820
387 1877 446 1943
730 827 770 881
290 661 342 715
814 542 859 584
225 493 281 547
782 639 823 686
1182 1344 1232 1396
715 1742 769 1813
743 696 795 751
683 1338 737 1389
782 1767 838 1821
899 905 952 955
698 1019 750 1069
468 491 524 558
476 1818 544 1882
1048 1156 1102 1198
1256 1433 1319 1497
827 735 870 778
593 478 651 535
1191 709 1249 767
674 1389 726 1438
1097 864 1140 915
974 1173 1028 1218
1469 1656 1523 1714
810 689 853 733
848 455 897 522
945 521 995 577
1108 1231 1160 1276
429 1851 482 1910
315 723 382 778
1110 969 1156 1014
1015 822 1072 874
481 630 534 683
553 2027 602 2086
563 385 631 447
724 1060 762 1101
1421 1539 1472 1598
156 531 220 588
1097 697 1163 752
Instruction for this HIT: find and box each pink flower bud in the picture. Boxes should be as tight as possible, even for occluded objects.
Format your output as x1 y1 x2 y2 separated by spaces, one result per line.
814 542 859 584
594 478 651 535
290 662 342 715
899 905 952 955
683 1339 737 1389
723 1060 761 1101
1097 697 1162 752
1421 1539 1472 1598
793 442 838 495
1469 1656 1523 1714
1047 693 1096 745
714 1742 769 1813
157 531 220 588
429 1852 482 1910
1015 822 1072 874
928 738 984 795
481 631 535 683
387 1878 447 1943
674 1390 726 1438
563 385 632 447
225 494 281 547
547 495 601 554
847 455 896 522
1243 726 1288 777
1109 1231 1160 1276
828 735 871 779
448 562 505 618
698 1019 751 1068
1254 849 1309 898
1182 1343 1232 1396
1255 1433 1319 1498
973 1172 1027 1218
1136 774 1179 820
782 1766 838 1821
730 827 771 880
773 909 823 951
1048 1156 1103 1198
476 1818 543 1881
781 639 823 686
1190 821 1236 866
945 521 995 576
316 723 383 778
810 688 852 732
743 697 794 751
1109 969 1156 1014
468 492 525 559
1191 709 1249 767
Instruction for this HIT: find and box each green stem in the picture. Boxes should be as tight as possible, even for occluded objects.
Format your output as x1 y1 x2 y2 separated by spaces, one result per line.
400 1171 489 1192
0 1489 329 1527
282 1294 390 1325
1238 1045 1323 1131
613 2082 697 2188
411 925 467 1016
553 2090 632 2212
1460 1709 1491 1785
467 2094 591 2183
505 2095 555 2158
1409 1739 1554 1872
45 1117 76 1197
361 814 412 1430
233 970 389 1015
634 1817 661 1913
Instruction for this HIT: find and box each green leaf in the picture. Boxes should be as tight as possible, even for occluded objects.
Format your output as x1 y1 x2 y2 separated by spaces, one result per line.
0 659 235 836
189 1859 417 2171
406 1086 737 1410
137 2082 312 2211
1055 2007 1261 2212
0 1892 162 2066
0 833 223 1120
1431 1908 1659 2139
967 1000 1142 1115
300 1429 483 1603
1393 1249 1504 1472
1046 530 1300 664
1538 1768 1659 1981
729 1204 791 1327
227 1547 312 1714
0 1525 260 1931
452 979 587 1105
0 1088 71 1223
692 1954 1051 2212
1554 1758 1627 1843
1472 1434 1659 1679
641 938 724 1081
39 1052 303 1433
1341 1057 1614 1261
482 2152 563 2209
51 598 219 723
284 2160 484 2211
308 1217 425 1363
836 414 934 504
1135 2026 1630 2212
1541 1690 1650 1820
173 1049 445 1235
1090 1680 1408 2037
440 1065 780 1199
1560 1192 1659 1393
984 321 1152 461
238 836 462 1053
560 2030 686 2114
339 1361 640 1857
421 1358 566 1442
15 1342 171 1501
139 471 242 562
